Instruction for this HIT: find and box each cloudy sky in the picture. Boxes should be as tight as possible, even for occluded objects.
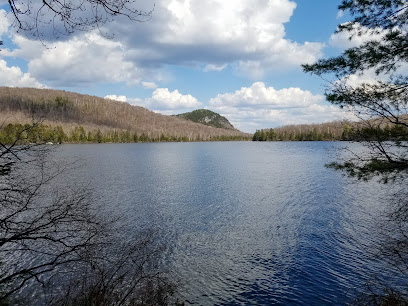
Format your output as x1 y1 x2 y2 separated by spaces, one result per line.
0 0 357 132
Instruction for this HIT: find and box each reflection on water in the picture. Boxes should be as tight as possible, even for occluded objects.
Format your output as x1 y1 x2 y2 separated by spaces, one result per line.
56 142 396 305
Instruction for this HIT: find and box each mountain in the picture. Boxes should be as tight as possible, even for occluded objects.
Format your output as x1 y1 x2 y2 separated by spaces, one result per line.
176 109 235 130
0 87 250 143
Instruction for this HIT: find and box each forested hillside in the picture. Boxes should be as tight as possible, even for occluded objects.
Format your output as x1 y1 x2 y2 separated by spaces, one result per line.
253 119 408 141
0 87 250 143
176 109 235 130
253 121 347 141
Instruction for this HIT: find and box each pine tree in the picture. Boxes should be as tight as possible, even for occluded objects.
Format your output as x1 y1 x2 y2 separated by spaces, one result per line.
303 0 408 181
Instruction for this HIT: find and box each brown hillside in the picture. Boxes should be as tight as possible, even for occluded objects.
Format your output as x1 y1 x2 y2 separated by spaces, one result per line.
0 87 250 141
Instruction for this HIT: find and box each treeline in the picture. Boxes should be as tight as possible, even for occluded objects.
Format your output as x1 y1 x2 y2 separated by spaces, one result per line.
0 87 251 142
253 121 346 141
342 124 408 142
0 123 248 144
253 121 408 141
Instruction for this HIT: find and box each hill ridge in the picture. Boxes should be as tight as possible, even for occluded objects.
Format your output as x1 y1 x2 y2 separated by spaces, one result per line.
176 109 235 130
0 87 250 143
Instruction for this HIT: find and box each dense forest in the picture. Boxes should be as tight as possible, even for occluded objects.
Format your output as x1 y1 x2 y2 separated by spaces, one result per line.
0 87 251 143
252 120 408 142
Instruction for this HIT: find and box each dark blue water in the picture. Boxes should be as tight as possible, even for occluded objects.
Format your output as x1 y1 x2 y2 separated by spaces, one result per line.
56 142 397 305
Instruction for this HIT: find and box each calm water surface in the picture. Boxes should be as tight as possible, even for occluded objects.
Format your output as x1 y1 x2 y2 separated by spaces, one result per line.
56 142 397 305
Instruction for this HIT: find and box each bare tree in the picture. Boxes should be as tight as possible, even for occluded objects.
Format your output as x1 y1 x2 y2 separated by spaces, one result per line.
0 122 176 305
46 229 177 306
0 122 104 301
6 0 154 39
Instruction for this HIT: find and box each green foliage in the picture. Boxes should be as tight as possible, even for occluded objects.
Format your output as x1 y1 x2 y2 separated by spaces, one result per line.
0 122 180 304
0 88 250 142
176 109 235 130
302 0 408 181
0 123 250 145
304 3 408 301
54 96 70 111
303 0 408 77
0 123 67 144
252 129 276 141
253 127 339 141
326 159 408 183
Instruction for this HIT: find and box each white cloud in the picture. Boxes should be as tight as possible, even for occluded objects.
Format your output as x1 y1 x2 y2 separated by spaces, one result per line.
329 23 386 49
336 10 344 19
1 35 44 60
341 69 380 87
329 23 408 88
104 95 127 102
142 81 158 89
113 0 324 76
102 87 201 113
0 9 10 37
4 33 153 87
203 64 227 72
236 41 324 78
98 82 348 133
209 82 323 109
207 82 347 132
161 0 296 45
31 33 142 86
0 59 45 88
141 88 201 111
210 103 347 133
120 88 201 113
2 0 325 87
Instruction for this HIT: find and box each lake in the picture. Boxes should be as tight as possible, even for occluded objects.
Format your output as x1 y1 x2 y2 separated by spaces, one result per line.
55 141 400 305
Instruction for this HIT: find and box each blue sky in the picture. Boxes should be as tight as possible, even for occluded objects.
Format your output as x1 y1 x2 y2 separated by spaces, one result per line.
0 0 356 132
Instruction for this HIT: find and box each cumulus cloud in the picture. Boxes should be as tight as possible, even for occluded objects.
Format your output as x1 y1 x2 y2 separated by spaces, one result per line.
209 82 323 109
147 0 323 74
2 0 325 87
4 33 154 87
106 0 322 75
211 103 347 133
112 88 201 114
31 33 144 86
104 95 127 102
141 88 201 111
99 82 348 133
0 59 45 88
207 82 347 132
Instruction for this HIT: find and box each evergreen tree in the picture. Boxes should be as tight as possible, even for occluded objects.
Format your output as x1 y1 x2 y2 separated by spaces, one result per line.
304 2 408 303
303 0 408 181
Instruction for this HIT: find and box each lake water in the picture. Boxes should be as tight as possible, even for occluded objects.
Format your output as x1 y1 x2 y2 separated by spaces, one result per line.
56 142 400 305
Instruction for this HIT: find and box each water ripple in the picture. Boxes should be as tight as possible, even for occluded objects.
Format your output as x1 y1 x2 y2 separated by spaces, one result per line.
54 142 401 305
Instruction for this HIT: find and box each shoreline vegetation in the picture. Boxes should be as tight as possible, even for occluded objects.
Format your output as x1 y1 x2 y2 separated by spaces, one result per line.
0 122 249 144
0 87 251 144
2 87 407 144
252 119 408 142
